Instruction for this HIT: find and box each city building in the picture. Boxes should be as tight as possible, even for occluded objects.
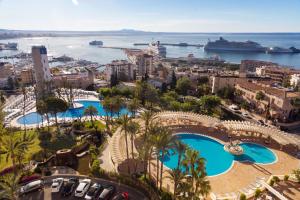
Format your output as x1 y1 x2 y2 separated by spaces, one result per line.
0 62 14 88
19 67 35 85
211 75 240 94
235 80 300 122
125 49 154 77
51 67 94 89
32 45 52 99
105 60 135 82
290 74 300 87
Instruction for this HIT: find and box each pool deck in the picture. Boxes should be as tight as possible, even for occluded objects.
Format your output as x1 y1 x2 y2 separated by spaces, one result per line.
115 123 299 198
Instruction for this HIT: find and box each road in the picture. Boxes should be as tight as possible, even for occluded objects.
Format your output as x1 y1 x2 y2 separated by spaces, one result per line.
20 174 148 200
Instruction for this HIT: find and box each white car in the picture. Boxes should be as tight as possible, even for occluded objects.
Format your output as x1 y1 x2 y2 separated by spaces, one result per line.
229 104 240 111
19 180 43 195
74 179 91 197
51 178 64 193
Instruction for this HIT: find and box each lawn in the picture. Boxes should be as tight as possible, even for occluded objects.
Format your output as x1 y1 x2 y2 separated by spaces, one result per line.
84 120 106 131
0 130 41 171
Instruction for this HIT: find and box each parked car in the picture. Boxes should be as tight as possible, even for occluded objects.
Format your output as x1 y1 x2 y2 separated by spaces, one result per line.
258 119 265 125
229 104 240 111
51 178 64 193
19 180 43 195
98 185 116 200
61 178 79 197
85 183 103 200
242 112 251 119
112 192 129 200
74 179 92 197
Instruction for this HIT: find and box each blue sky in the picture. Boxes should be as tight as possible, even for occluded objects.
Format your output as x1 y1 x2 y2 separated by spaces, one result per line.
0 0 300 32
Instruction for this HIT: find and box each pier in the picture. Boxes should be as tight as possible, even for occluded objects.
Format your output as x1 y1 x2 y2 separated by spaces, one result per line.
133 42 204 48
98 46 142 51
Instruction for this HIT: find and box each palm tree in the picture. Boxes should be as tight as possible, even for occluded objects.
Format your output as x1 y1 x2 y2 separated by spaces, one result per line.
0 132 34 176
120 114 131 173
174 140 187 170
102 97 112 132
128 98 140 118
141 110 155 142
158 128 174 190
181 149 208 199
21 86 27 134
166 168 186 199
127 121 140 173
84 105 98 127
36 100 47 129
113 96 124 118
150 133 163 187
0 172 22 200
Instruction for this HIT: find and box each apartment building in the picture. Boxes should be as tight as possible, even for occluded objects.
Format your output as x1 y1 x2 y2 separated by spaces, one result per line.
105 60 135 82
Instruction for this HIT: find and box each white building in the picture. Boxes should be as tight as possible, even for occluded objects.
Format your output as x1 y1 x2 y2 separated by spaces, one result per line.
290 74 300 87
105 60 134 82
32 46 52 99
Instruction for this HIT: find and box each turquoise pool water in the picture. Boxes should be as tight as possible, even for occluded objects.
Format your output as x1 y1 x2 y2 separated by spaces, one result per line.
17 100 129 125
162 133 276 176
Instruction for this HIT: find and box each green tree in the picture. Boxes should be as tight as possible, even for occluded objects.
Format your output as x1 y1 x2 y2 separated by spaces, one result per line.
170 70 177 90
197 84 210 97
293 169 300 182
102 97 112 131
99 88 112 98
176 77 192 96
141 110 155 141
166 168 186 199
0 172 22 200
174 140 187 170
128 121 140 173
120 114 131 173
36 100 49 129
21 86 27 135
256 91 265 101
84 105 98 127
199 95 221 115
158 128 174 190
45 97 69 133
112 96 124 118
128 98 140 118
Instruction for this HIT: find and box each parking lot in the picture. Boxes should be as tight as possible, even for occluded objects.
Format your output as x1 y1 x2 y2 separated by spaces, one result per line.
19 175 148 200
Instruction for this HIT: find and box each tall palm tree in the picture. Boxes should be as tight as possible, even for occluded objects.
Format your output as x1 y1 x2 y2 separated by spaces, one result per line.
150 133 163 187
36 100 47 129
174 140 187 170
21 86 27 134
113 96 124 118
0 132 34 176
84 105 98 127
141 110 155 141
102 97 112 132
120 114 131 173
166 168 186 199
159 128 174 190
0 172 22 200
128 98 140 118
127 121 140 173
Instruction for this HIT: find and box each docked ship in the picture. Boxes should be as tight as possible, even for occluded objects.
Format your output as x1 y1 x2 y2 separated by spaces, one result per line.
266 46 300 54
204 37 266 52
148 41 167 58
0 42 18 50
89 40 103 46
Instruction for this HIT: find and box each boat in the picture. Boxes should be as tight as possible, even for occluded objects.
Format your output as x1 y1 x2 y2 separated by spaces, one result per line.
289 47 300 53
266 47 293 54
148 41 167 57
0 42 18 50
204 37 266 52
89 40 103 46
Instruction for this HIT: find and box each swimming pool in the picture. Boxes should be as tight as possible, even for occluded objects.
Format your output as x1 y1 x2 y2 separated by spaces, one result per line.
17 100 130 125
162 133 277 176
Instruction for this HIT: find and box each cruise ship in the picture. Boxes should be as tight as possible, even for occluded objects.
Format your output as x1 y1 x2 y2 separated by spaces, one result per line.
204 37 266 52
148 41 167 57
89 40 103 46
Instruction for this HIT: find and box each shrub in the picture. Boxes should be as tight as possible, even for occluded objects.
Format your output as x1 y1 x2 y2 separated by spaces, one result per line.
19 175 41 184
239 193 246 200
160 190 173 200
34 166 42 174
44 168 52 176
270 179 275 186
272 176 280 183
284 175 289 181
255 189 262 198
91 160 100 177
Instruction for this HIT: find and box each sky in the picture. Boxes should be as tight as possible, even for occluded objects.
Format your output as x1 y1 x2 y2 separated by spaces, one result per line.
0 0 300 32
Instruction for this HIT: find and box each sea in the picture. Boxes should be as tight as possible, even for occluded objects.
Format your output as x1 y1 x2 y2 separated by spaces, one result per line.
1 33 300 68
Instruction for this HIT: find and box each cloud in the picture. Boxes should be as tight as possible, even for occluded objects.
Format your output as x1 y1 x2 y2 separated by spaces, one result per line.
72 0 79 6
